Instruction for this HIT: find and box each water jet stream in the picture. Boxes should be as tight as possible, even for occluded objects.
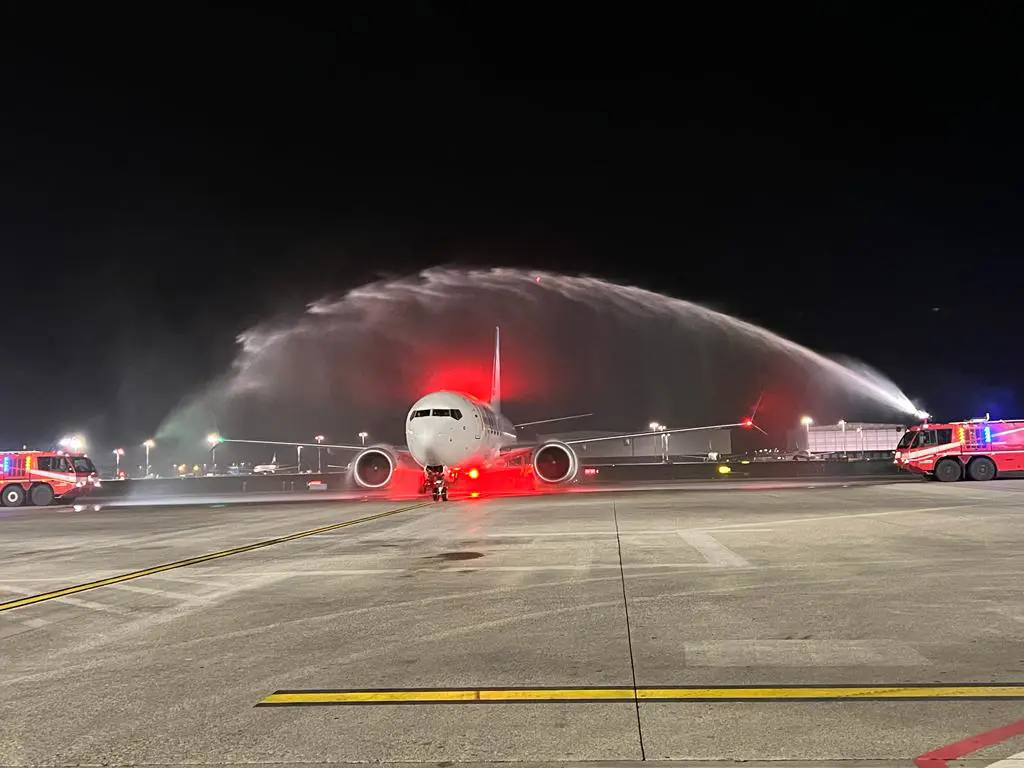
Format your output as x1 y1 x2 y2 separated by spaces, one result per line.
157 268 922 444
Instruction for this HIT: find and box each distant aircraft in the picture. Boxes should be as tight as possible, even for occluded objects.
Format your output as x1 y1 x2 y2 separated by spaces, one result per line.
253 454 279 474
223 328 755 501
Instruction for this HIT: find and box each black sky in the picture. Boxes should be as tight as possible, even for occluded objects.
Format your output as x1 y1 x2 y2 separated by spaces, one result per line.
3 3 1024 456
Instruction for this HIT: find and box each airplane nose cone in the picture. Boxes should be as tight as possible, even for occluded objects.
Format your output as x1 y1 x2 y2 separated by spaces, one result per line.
409 423 459 467
409 424 441 465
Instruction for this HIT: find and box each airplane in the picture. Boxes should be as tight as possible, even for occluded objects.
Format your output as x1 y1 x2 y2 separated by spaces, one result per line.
220 327 759 501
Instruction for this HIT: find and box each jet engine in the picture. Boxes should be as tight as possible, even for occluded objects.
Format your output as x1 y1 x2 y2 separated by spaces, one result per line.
532 441 579 484
351 446 398 489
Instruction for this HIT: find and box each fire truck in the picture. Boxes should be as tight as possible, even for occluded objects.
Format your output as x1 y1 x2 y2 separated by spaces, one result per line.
893 418 1024 482
0 451 100 506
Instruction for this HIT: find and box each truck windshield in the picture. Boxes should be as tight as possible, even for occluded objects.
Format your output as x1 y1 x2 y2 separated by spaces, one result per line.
899 428 953 449
71 457 97 474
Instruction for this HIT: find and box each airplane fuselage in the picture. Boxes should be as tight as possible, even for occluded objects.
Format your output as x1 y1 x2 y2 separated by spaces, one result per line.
405 390 516 470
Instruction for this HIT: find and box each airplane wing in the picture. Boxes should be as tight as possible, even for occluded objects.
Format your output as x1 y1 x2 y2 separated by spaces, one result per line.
514 413 593 428
220 438 382 451
561 420 758 445
497 420 755 462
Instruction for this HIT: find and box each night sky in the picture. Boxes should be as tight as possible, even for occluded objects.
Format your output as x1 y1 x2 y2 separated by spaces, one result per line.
3 4 1023 465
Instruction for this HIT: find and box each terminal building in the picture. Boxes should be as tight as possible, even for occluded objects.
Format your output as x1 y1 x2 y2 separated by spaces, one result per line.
540 429 732 464
786 422 907 460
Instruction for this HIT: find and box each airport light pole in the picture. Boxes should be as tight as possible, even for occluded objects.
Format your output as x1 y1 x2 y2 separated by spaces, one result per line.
206 433 223 472
143 439 155 477
838 419 847 458
649 422 668 463
358 431 368 446
315 435 325 473
113 448 124 476
799 416 813 451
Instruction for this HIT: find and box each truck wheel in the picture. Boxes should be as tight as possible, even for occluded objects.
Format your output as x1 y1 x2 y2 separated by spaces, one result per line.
967 456 996 482
29 483 54 506
934 458 962 483
2 485 25 507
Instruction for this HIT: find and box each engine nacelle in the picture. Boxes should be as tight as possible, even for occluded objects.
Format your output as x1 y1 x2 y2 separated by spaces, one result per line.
351 446 398 489
532 441 579 484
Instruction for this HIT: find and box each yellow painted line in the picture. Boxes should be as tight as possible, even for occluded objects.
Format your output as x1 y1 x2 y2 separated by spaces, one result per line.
258 688 637 705
257 684 1024 706
0 502 428 613
636 685 1024 700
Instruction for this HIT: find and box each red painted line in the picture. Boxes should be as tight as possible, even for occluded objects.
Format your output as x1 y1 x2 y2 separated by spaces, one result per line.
914 718 1024 767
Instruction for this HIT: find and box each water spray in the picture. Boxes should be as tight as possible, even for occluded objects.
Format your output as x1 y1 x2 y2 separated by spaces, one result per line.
156 267 926 439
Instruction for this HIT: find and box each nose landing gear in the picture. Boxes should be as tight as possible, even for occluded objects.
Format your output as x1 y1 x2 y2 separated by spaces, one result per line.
423 465 449 502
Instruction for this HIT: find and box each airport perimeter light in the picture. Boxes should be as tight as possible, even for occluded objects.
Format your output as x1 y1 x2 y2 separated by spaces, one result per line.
143 439 155 476
314 435 325 472
358 431 368 445
206 433 223 470
799 416 813 451
113 448 124 475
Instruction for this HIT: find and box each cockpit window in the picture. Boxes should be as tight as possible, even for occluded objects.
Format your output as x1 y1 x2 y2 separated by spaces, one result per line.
897 431 915 449
412 408 463 420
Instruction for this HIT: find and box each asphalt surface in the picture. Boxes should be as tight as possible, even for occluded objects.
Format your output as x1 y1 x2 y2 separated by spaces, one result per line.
1 480 1023 766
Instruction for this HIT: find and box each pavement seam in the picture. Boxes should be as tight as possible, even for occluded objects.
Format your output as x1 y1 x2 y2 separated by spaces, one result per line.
612 498 646 761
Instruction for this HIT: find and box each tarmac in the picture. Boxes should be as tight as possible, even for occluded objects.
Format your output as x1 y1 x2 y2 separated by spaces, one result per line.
1 479 1023 766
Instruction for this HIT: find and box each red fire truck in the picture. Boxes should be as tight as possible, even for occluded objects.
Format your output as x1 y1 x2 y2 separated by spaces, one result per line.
893 418 1024 482
0 451 100 506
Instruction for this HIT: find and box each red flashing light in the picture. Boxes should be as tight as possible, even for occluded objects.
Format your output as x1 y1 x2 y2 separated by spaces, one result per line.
741 418 754 428
467 468 480 479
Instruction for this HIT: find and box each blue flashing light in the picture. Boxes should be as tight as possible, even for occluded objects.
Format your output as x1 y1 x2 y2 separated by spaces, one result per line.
984 426 992 443
2 455 8 474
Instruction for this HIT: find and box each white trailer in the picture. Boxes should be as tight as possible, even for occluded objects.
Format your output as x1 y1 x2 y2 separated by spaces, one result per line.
805 423 905 458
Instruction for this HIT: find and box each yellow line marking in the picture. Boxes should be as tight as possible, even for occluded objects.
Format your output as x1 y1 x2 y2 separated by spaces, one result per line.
257 684 1024 706
0 502 428 613
636 686 1024 700
259 688 637 705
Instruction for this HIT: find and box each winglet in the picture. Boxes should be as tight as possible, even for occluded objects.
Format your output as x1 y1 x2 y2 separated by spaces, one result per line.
490 326 501 414
748 391 768 435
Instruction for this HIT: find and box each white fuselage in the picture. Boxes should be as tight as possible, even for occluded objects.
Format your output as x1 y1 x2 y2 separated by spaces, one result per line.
405 391 516 469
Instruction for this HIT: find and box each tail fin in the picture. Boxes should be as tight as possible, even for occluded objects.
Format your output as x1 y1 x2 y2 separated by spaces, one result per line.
490 326 501 414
